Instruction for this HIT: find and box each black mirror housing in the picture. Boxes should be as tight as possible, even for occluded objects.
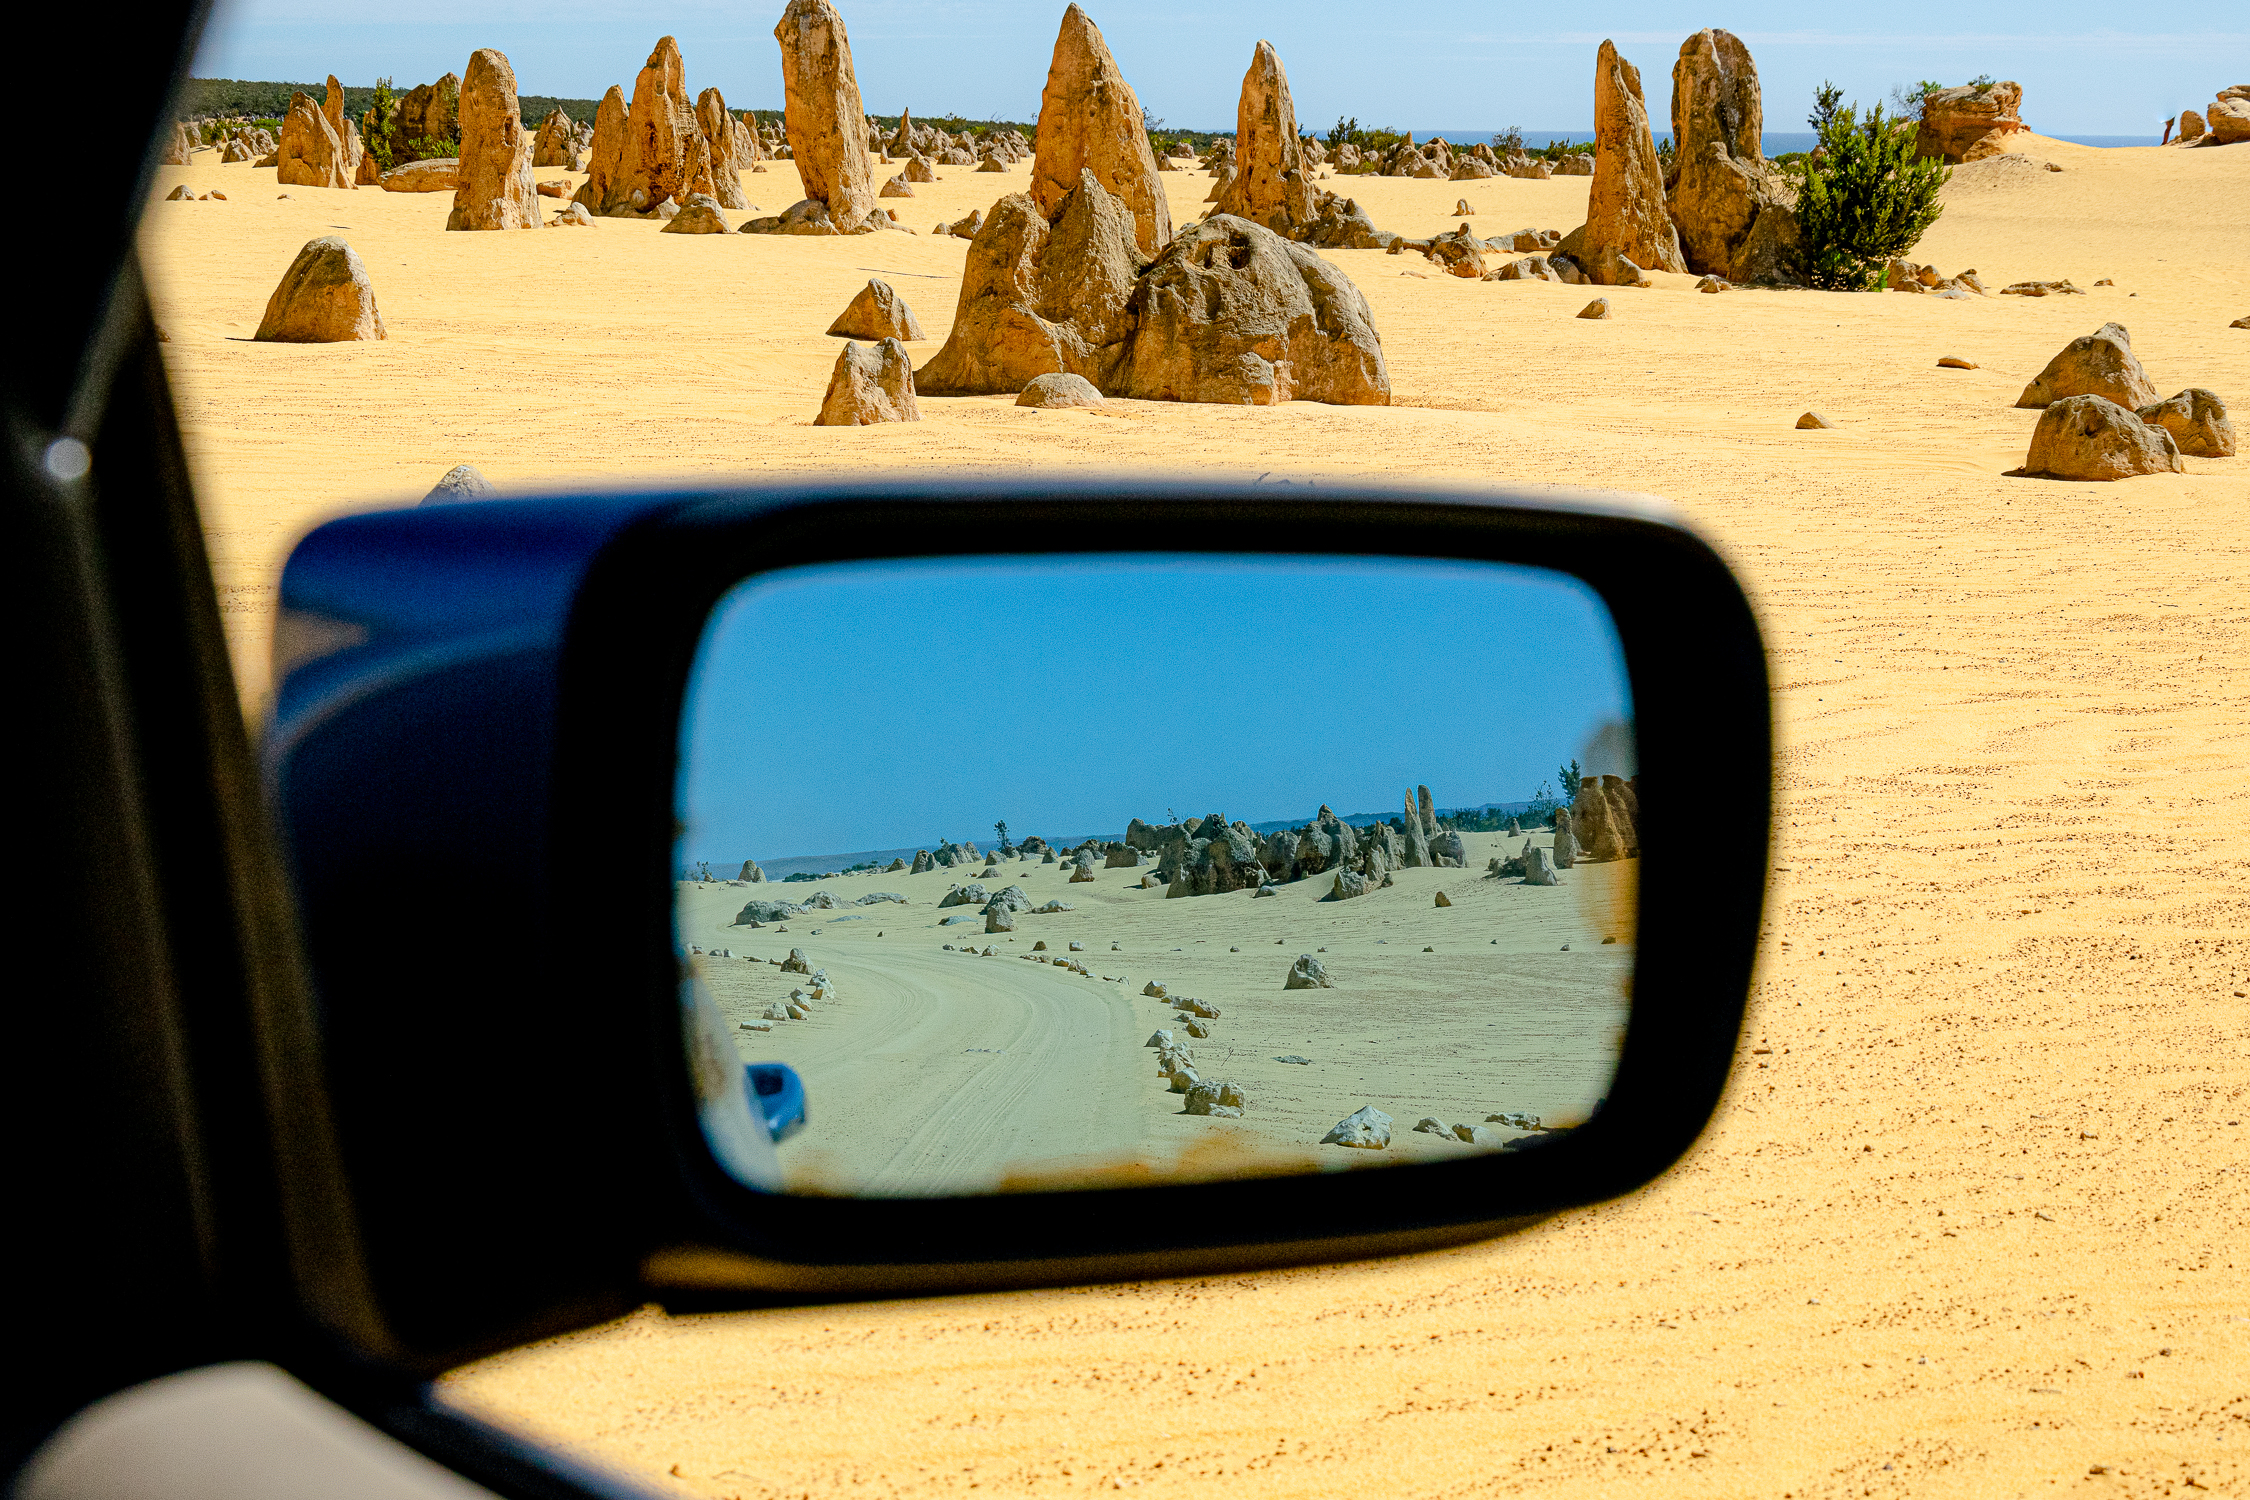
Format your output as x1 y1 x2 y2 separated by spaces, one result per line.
265 479 1769 1372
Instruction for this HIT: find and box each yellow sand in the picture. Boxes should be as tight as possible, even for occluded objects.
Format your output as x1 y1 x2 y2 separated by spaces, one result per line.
142 134 2250 1495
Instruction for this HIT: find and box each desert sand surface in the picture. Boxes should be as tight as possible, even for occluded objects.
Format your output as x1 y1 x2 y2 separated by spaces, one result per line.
143 129 2250 1496
677 831 1628 1193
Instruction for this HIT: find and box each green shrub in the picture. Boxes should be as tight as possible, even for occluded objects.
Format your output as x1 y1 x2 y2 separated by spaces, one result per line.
1793 100 1949 290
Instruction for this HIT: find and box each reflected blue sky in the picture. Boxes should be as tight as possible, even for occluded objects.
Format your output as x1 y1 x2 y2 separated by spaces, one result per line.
678 555 1630 866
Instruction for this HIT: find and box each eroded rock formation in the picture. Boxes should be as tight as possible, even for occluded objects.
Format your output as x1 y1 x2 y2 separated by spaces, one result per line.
1214 41 1317 236
697 87 751 209
447 49 539 231
255 236 386 342
2016 323 2160 410
1667 29 1798 284
771 0 881 233
1030 4 1171 256
626 37 716 213
816 338 920 424
2022 395 2183 480
277 90 350 189
1554 41 1684 284
1917 81 2024 163
572 87 632 215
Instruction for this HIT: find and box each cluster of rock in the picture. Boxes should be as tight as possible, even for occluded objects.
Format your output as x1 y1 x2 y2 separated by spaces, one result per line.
1115 785 1466 904
733 890 905 925
906 838 988 873
1915 81 2029 163
1884 260 1985 298
884 108 1032 177
276 78 367 190
166 120 280 166
1145 1024 1243 1115
914 16 1388 409
2013 323 2234 480
1486 775 1639 884
2174 85 2250 146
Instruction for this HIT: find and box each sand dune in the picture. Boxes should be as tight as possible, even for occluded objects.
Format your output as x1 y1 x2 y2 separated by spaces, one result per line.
143 133 2250 1495
679 830 1629 1193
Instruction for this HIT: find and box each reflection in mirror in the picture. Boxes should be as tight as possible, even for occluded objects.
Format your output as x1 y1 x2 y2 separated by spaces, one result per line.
676 556 1637 1197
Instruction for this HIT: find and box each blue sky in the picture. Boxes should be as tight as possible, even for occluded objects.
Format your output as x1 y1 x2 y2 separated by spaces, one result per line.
193 0 2239 136
677 556 1631 865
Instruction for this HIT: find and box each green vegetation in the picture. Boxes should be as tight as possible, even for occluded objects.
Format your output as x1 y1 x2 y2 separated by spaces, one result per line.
1792 98 1949 290
1536 138 1596 162
181 76 601 131
1557 760 1583 801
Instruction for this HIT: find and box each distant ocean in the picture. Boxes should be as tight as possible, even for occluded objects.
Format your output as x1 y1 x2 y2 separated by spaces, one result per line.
1395 130 2155 152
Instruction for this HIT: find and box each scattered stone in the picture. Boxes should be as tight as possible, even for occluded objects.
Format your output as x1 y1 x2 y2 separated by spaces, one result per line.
1143 980 1168 997
780 947 812 973
2019 395 2183 481
1031 900 1076 913
2016 322 2159 410
1016 371 1108 409
2136 388 2235 458
827 278 926 340
985 907 1016 933
419 464 495 504
1696 275 1729 293
1796 411 1833 429
814 337 920 425
663 194 733 233
1069 940 1084 951
2000 279 2084 297
254 236 386 343
1577 297 1612 320
1937 356 1978 369
1185 1081 1246 1117
1275 1055 1311 1065
1434 891 1451 907
1285 952 1331 990
1146 1029 1173 1048
447 50 540 231
1522 847 1561 886
1069 863 1096 882
1322 1105 1394 1149
1414 1117 1453 1137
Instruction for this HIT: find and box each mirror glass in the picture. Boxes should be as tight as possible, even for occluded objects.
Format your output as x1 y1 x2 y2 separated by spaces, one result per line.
676 555 1638 1196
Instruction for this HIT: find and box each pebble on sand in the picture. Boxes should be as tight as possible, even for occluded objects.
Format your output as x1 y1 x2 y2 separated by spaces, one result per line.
1797 411 1834 429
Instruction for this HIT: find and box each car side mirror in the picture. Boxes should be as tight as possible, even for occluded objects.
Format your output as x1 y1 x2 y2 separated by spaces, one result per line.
263 478 1768 1371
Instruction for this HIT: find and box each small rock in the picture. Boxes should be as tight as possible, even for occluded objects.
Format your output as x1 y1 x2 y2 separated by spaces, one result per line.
1143 980 1168 997
1015 372 1106 410
1434 891 1451 908
1274 1055 1311 1065
419 463 496 505
2136 387 2236 458
826 278 925 341
1322 1105 1394 1149
1145 1029 1173 1048
779 947 811 973
1068 940 1084 951
1253 884 1279 898
2020 394 2184 480
1936 356 1977 369
1796 411 1833 429
814 337 920 425
547 202 596 227
1284 953 1331 990
1033 940 1047 950
1695 275 1728 293
1454 198 1476 215
662 195 732 234
1414 1117 1453 1137
1576 297 1612 320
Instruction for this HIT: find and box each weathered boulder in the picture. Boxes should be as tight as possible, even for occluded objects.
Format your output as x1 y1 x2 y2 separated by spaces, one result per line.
2209 96 2250 145
1016 371 1107 409
814 338 920 425
915 172 1147 396
945 209 984 239
1296 193 1395 250
1426 225 1486 278
1429 830 1466 867
1322 1105 1392 1149
1551 810 1577 868
2178 108 2206 143
780 947 812 973
547 201 596 227
2015 323 2159 410
1522 846 1561 886
1916 81 2024 163
1578 296 1613 319
419 464 494 504
985 906 1016 933
447 49 540 231
698 88 752 210
254 237 386 342
739 860 766 882
277 90 351 189
1667 29 1799 283
2021 395 2183 480
1214 41 1317 237
774 0 880 232
827 278 926 340
1123 214 1391 406
532 108 578 168
880 173 914 196
1554 42 1684 283
1030 4 1171 257
381 158 461 192
2136 388 2236 458
910 850 934 873
624 37 716 215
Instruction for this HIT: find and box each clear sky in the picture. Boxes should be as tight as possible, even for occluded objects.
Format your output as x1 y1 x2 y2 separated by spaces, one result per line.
192 0 2238 137
676 556 1631 865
